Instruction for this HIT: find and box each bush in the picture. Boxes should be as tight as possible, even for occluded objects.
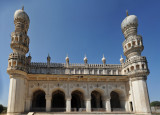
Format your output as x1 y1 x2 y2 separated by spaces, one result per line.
151 101 160 107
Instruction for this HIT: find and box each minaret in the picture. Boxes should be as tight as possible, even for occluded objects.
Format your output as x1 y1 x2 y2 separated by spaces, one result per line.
47 54 51 67
7 7 30 114
121 11 151 114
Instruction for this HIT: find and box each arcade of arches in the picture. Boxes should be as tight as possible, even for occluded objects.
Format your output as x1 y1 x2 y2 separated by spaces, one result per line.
30 89 129 112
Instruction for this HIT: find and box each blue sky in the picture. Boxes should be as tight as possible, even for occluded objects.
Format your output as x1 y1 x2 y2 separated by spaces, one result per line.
0 0 160 106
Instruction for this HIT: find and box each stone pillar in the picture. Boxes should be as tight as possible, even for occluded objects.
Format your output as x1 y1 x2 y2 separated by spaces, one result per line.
85 96 91 112
7 75 25 113
45 95 51 112
85 98 91 112
131 77 151 114
25 97 32 112
66 97 71 112
125 100 130 112
105 99 111 112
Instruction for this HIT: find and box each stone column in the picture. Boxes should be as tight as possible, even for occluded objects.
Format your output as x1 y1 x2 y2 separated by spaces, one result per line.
84 96 91 112
25 97 32 112
66 97 71 112
7 75 25 113
45 95 51 112
103 98 111 112
131 77 151 114
125 100 130 112
85 99 91 112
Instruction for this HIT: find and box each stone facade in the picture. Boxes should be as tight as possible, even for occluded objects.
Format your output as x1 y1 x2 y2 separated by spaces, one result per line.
7 8 151 115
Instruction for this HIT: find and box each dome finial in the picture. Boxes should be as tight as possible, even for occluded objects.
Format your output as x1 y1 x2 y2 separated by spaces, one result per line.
22 6 24 11
126 10 129 16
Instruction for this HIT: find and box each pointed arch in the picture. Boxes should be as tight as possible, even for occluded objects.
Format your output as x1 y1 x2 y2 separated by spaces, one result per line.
32 90 46 111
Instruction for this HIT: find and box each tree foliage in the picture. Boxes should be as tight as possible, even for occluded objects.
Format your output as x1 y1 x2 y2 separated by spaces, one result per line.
150 101 160 107
0 104 3 113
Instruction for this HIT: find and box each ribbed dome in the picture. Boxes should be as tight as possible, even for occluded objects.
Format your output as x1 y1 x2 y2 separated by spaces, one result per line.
14 9 30 24
121 15 138 30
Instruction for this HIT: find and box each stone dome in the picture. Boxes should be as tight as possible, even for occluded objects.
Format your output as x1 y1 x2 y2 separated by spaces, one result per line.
14 9 30 24
84 57 87 61
121 15 138 30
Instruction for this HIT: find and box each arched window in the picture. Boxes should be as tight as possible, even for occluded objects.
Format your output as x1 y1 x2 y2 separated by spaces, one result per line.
142 64 145 69
128 43 131 48
136 65 140 70
132 41 136 46
137 40 140 45
13 61 16 66
9 62 11 67
131 66 134 71
15 37 18 42
125 46 127 50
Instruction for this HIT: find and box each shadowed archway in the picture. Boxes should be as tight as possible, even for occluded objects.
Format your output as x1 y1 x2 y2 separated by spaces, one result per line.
52 90 65 108
71 90 84 111
110 91 121 109
32 90 46 111
91 91 103 109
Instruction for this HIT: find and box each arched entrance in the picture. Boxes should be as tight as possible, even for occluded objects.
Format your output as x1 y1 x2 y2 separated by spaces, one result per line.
110 91 121 111
52 90 65 108
91 91 103 109
51 90 65 112
32 90 46 111
71 90 84 111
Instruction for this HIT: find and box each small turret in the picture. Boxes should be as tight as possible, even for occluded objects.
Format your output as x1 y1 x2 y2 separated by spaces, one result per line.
120 55 124 64
102 54 106 64
65 54 69 64
47 54 51 67
27 53 32 64
84 55 88 64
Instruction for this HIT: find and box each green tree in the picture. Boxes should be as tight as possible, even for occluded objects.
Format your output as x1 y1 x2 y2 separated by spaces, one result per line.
0 104 3 113
150 101 160 107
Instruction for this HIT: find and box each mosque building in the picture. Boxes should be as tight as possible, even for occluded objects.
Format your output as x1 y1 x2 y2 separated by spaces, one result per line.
7 7 151 115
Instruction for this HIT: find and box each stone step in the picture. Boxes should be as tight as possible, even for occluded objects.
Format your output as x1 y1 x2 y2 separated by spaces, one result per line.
33 112 135 115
